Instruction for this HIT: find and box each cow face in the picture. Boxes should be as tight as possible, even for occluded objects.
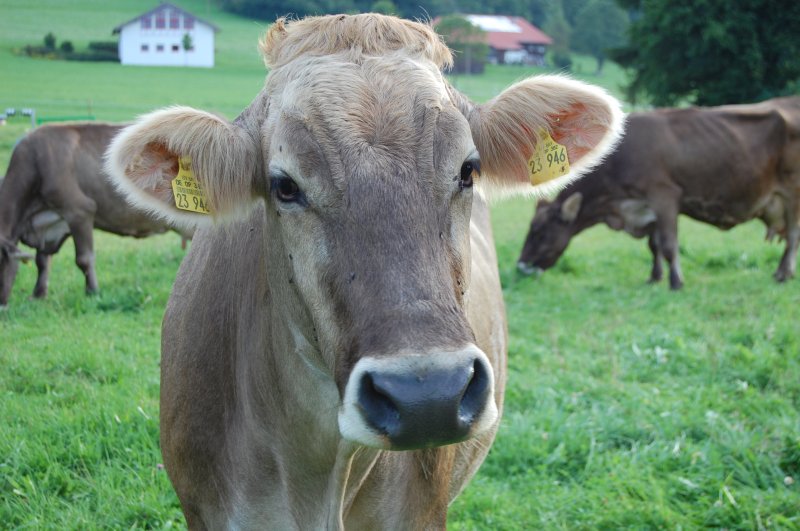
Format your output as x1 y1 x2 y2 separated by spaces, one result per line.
106 14 623 450
263 63 493 449
517 192 583 274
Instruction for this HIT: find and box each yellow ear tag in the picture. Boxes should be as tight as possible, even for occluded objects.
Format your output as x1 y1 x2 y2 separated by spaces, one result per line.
171 157 210 214
527 130 570 185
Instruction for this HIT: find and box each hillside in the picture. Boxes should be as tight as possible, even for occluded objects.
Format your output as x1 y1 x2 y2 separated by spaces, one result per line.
0 0 267 124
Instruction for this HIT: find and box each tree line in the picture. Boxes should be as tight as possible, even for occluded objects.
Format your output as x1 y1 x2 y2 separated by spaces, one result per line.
219 0 800 106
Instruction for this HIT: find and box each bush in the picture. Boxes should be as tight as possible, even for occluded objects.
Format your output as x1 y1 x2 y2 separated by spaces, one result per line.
436 15 489 75
88 41 118 53
18 37 119 62
21 44 57 58
552 51 572 71
43 32 56 50
64 50 119 62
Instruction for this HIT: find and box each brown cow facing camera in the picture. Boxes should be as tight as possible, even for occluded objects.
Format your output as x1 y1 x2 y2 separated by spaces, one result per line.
0 122 191 306
518 98 800 289
106 14 624 529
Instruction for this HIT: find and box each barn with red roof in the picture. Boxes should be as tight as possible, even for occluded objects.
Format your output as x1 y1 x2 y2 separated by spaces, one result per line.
463 15 552 66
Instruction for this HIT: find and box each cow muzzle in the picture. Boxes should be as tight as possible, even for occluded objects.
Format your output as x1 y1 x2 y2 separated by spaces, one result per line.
338 345 497 450
516 261 544 277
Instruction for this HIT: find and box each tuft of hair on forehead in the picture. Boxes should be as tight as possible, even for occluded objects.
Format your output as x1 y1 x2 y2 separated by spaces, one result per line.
260 13 453 69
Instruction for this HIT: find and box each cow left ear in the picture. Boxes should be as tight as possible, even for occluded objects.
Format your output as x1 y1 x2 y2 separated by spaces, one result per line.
560 192 583 222
455 75 624 198
105 106 262 228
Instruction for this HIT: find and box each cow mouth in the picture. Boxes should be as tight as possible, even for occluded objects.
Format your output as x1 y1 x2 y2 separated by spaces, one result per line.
516 261 545 276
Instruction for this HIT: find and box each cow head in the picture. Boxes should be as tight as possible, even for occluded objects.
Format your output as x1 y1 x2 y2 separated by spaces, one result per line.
517 192 583 275
106 14 622 450
0 237 31 306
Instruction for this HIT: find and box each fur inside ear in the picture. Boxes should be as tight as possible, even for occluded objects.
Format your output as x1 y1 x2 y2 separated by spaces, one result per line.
105 106 260 228
459 75 624 199
560 192 583 222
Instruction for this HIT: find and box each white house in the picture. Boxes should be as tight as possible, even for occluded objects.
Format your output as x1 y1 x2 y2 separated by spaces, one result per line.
113 3 219 68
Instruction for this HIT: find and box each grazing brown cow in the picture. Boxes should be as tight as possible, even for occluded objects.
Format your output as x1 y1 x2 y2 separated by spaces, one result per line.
106 14 623 528
518 97 800 289
0 122 190 306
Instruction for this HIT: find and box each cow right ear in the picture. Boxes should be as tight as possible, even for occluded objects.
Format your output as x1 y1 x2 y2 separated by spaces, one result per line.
560 192 583 222
105 106 261 227
450 76 624 199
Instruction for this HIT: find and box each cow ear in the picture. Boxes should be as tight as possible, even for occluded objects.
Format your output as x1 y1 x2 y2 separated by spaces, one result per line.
105 106 261 227
458 75 624 198
560 192 583 222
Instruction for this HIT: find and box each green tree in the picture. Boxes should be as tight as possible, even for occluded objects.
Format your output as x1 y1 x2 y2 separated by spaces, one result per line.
436 15 489 75
612 0 800 105
544 1 572 70
562 0 589 25
219 0 549 26
43 32 56 50
219 0 358 19
572 0 627 74
370 0 397 14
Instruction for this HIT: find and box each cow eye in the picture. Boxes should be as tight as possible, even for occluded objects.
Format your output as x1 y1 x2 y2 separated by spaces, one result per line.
271 176 302 204
459 159 480 189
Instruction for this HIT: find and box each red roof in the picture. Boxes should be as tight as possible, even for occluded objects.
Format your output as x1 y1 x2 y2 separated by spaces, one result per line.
470 15 552 51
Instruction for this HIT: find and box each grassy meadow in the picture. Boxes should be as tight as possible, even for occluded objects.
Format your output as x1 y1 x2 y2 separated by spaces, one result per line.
2 1 799 528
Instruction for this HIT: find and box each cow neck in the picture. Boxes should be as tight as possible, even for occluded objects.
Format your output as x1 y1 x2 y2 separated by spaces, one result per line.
575 196 614 233
0 183 26 242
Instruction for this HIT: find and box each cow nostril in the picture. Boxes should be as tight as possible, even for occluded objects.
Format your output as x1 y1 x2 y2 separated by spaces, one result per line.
459 359 490 425
358 372 400 437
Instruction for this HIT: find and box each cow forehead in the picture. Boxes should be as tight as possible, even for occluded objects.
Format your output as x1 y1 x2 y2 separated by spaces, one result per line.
265 54 474 182
266 54 459 141
269 53 450 106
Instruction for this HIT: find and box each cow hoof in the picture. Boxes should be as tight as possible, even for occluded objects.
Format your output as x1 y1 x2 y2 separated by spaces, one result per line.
517 261 543 277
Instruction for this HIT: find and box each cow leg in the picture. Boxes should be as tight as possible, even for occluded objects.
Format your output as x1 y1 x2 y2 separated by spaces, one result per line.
40 167 98 294
65 216 98 294
653 203 683 290
647 232 663 283
774 223 799 282
32 250 52 299
73 225 98 294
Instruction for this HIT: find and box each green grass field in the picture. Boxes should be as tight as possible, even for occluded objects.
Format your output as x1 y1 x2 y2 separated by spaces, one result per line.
2 1 799 529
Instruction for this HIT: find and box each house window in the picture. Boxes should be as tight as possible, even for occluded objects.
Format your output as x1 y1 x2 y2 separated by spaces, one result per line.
155 12 166 29
170 12 180 29
172 44 180 52
184 16 194 29
141 44 149 52
141 15 151 29
156 44 164 52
